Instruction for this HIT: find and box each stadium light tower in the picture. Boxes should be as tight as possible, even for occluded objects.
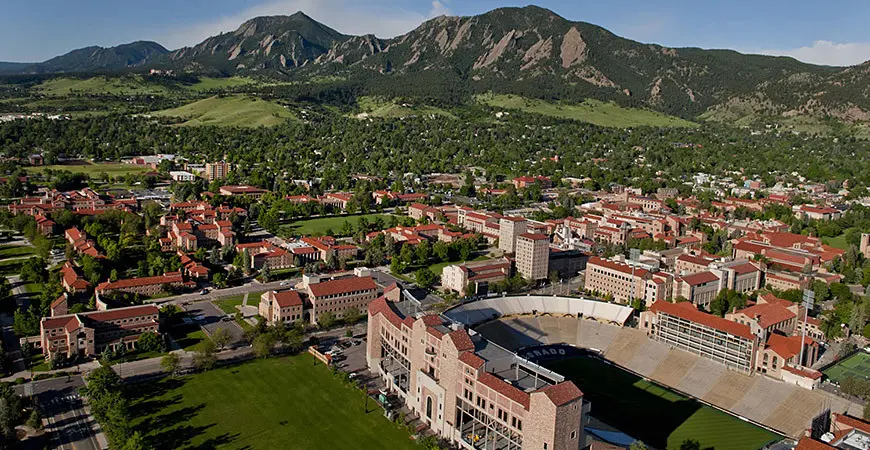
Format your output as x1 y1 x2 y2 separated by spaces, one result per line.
629 248 640 305
799 289 815 367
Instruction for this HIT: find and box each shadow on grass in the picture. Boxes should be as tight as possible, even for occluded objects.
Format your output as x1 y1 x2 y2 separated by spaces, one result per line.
545 356 701 449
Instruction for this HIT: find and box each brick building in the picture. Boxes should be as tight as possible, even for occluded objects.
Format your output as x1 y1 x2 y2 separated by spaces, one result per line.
39 304 160 359
515 233 550 281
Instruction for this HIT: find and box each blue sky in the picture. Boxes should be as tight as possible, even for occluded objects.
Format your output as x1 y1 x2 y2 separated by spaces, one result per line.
2 0 869 66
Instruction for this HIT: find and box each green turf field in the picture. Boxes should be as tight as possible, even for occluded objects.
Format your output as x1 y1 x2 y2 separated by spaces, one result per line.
545 357 781 450
25 162 150 177
823 351 870 384
477 94 699 128
129 355 419 450
153 95 295 127
280 214 393 237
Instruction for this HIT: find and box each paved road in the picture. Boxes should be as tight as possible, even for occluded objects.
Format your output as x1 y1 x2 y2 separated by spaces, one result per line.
146 278 300 306
15 376 105 450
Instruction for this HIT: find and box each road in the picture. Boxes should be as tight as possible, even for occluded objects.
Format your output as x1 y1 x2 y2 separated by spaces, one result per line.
15 376 105 450
146 278 301 306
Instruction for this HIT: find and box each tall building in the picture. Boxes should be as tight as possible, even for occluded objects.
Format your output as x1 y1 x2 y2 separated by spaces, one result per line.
862 233 870 259
498 217 528 254
515 233 550 281
367 294 589 450
584 257 671 306
205 161 230 181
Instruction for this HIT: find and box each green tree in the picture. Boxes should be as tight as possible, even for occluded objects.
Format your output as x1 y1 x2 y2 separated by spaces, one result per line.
253 332 277 358
136 332 163 353
193 339 217 371
211 327 231 351
318 312 337 329
26 409 42 430
161 353 180 376
415 267 437 289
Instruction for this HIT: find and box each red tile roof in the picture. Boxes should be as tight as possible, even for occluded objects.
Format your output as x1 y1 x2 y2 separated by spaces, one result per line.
96 273 182 292
85 304 159 322
833 413 870 434
766 333 816 359
308 276 377 298
478 372 530 409
458 352 485 369
535 382 583 406
781 365 823 380
735 303 796 329
272 290 303 308
729 262 760 275
447 329 475 351
650 301 754 340
794 436 835 450
680 271 720 286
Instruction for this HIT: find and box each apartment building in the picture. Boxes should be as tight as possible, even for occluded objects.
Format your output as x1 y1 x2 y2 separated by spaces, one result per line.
204 161 230 181
641 301 758 374
39 304 160 359
498 217 528 254
441 257 512 295
584 257 671 306
95 272 187 298
515 233 550 281
259 290 304 325
304 276 378 325
367 295 588 450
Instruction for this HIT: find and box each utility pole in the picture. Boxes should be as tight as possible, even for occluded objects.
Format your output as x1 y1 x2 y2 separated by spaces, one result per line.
799 289 815 367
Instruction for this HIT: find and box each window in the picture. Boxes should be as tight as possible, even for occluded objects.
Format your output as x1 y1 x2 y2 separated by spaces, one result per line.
571 431 577 440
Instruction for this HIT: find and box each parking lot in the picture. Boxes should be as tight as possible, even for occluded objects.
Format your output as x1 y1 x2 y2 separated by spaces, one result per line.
181 300 246 347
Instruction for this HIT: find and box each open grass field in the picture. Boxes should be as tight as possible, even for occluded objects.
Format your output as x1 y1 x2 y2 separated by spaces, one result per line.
129 355 419 450
153 95 295 127
213 291 267 315
545 357 780 450
0 245 35 260
822 229 855 251
355 96 456 119
24 162 150 177
36 76 171 96
169 327 208 352
823 351 870 384
477 94 699 128
281 214 393 237
185 77 259 92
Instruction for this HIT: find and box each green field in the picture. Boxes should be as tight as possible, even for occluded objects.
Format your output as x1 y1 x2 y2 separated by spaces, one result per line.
823 351 870 384
129 355 419 450
213 292 267 315
36 76 171 96
185 77 259 92
281 214 393 237
25 162 150 177
0 245 35 260
169 327 208 352
477 94 699 128
355 96 456 119
822 230 854 251
0 258 26 276
153 95 295 127
546 357 780 450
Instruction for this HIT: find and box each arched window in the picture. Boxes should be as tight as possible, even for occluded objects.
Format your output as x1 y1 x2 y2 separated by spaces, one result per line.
426 397 433 419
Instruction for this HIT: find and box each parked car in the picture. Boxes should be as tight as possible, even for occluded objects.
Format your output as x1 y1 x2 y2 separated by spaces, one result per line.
199 289 209 295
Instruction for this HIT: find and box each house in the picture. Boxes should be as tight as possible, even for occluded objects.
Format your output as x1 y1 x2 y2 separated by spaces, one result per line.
60 262 90 294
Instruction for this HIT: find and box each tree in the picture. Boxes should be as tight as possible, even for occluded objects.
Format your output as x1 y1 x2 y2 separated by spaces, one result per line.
415 240 431 265
679 439 701 450
19 257 47 283
120 431 146 450
253 332 277 358
415 267 436 289
211 328 231 351
319 312 337 329
433 241 449 262
343 307 363 324
629 442 648 450
161 353 180 376
212 272 226 288
193 339 217 371
136 332 163 353
26 409 42 430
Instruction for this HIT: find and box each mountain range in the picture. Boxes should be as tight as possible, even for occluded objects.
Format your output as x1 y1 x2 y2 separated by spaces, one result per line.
3 6 870 122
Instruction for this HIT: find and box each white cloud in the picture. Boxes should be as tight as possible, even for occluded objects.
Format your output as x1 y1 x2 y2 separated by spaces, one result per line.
159 0 452 50
756 40 870 67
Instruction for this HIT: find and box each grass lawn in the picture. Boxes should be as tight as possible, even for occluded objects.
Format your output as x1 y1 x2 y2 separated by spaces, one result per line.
823 351 870 384
25 162 150 177
129 355 420 450
170 327 208 352
281 214 393 237
23 283 42 295
0 245 35 260
185 77 258 92
214 297 246 315
822 230 854 251
27 354 51 372
36 76 171 96
0 258 26 276
477 93 699 128
545 357 781 450
153 94 295 127
354 96 457 119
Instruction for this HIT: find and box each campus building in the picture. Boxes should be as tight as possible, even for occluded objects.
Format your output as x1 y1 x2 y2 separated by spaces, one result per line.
304 276 378 325
204 161 230 181
584 257 671 306
38 304 160 359
367 293 589 450
498 217 528 254
641 301 758 374
259 290 304 325
95 272 187 298
441 257 512 296
515 233 549 281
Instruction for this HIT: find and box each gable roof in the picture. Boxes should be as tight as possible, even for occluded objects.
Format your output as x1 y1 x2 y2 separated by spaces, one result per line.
535 382 583 406
308 276 377 298
650 301 753 340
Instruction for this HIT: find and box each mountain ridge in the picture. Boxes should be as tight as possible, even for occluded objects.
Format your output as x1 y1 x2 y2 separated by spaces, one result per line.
2 5 869 123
